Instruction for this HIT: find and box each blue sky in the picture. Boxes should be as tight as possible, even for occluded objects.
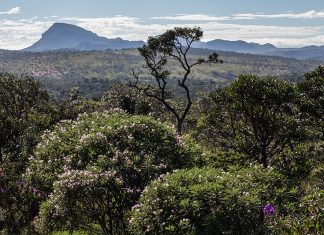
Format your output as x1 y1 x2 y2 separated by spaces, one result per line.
1 0 324 49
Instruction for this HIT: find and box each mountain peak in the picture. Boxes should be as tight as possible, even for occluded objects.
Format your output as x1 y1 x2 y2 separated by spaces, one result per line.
24 22 144 52
44 22 86 33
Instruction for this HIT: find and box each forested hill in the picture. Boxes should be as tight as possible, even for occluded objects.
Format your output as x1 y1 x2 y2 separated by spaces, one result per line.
0 48 322 98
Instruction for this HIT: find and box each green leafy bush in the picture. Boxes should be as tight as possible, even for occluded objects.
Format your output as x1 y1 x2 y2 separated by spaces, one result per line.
266 190 324 234
265 142 324 234
26 110 191 234
271 141 323 183
130 165 284 235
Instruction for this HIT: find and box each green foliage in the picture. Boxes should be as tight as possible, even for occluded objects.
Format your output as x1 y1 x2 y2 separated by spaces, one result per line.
199 75 304 167
0 44 322 234
264 143 324 234
130 165 285 235
57 97 108 121
266 189 324 234
26 110 191 234
202 150 252 169
0 178 44 234
304 65 324 79
102 84 167 118
271 141 323 183
0 73 48 166
298 66 324 139
0 73 50 233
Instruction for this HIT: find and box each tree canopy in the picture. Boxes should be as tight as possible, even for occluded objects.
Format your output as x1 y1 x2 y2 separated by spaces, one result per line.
130 27 223 135
199 75 304 167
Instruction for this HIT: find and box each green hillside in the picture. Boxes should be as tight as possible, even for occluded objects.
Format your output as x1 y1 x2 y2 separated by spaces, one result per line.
0 48 321 98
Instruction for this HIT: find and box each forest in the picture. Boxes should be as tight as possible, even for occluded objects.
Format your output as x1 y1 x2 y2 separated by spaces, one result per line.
0 27 323 235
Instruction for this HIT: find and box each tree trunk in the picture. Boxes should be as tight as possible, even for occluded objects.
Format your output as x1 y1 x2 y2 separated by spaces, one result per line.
261 146 268 168
177 120 183 136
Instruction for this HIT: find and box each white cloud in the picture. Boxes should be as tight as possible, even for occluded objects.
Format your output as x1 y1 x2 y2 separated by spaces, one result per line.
43 15 60 19
152 10 324 21
0 6 21 15
1 15 324 50
151 14 230 21
199 22 324 47
0 18 53 49
65 17 324 48
233 10 324 20
246 36 324 48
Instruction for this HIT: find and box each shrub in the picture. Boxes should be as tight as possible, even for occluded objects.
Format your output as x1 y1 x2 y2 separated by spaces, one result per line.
26 110 191 234
130 165 285 235
271 141 323 183
265 142 324 234
266 190 324 234
201 150 252 169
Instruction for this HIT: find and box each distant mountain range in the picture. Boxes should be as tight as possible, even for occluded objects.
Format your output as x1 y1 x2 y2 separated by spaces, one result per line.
24 23 324 61
24 23 144 52
195 40 324 61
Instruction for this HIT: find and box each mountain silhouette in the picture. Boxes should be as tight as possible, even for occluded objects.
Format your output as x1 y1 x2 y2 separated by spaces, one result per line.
24 23 144 52
199 39 276 53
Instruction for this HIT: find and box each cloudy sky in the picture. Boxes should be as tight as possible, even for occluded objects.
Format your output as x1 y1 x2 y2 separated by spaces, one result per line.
1 0 324 50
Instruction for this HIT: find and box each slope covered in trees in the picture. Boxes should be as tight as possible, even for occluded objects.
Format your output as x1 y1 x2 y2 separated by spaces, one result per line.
0 48 321 99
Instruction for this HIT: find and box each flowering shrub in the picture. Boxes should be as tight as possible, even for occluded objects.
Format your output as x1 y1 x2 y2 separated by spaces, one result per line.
266 190 324 234
130 165 284 234
26 110 191 234
36 169 123 234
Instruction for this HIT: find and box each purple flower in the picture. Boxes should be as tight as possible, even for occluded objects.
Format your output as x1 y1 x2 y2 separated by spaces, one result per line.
16 179 25 186
263 204 276 215
0 187 9 193
30 186 38 193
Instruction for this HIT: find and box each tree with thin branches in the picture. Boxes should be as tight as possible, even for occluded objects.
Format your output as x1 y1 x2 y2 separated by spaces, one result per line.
129 27 223 135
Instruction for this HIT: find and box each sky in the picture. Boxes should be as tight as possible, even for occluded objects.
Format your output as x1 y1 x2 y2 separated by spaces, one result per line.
1 0 324 50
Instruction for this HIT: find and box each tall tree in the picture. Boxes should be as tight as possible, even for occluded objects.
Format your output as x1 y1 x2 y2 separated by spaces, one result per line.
0 73 49 233
298 66 324 139
199 75 304 167
0 73 48 165
129 27 223 135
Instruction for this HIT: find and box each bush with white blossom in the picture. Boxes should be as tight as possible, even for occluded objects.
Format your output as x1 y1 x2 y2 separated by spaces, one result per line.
26 110 192 234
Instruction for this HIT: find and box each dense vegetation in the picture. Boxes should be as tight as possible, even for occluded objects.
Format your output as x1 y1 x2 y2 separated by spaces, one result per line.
0 28 323 234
